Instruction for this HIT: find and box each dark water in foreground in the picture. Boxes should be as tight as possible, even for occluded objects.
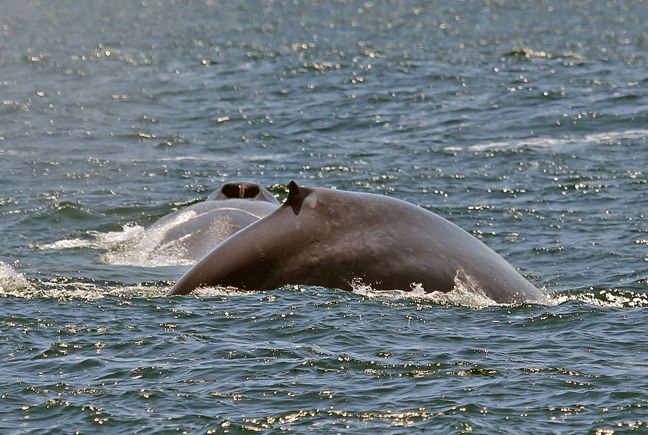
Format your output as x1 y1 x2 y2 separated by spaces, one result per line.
1 0 647 432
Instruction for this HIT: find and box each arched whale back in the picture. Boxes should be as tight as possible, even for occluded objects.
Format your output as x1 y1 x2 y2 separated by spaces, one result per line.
146 181 279 263
169 182 546 304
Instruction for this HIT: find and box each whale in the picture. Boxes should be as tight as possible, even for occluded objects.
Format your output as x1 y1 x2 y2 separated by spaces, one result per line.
168 181 546 304
146 181 279 262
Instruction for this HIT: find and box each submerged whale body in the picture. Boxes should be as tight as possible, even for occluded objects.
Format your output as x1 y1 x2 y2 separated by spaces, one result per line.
168 182 546 304
147 181 279 262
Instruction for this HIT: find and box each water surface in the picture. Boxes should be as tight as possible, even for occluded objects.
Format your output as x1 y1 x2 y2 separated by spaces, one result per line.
1 0 647 432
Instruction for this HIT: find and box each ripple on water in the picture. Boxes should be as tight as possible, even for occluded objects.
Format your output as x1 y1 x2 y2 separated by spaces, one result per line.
1 284 647 432
2 0 648 432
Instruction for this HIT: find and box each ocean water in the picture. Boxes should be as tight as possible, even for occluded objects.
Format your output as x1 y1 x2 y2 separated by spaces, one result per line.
1 0 647 432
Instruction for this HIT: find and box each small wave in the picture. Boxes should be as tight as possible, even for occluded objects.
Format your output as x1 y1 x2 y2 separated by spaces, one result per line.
0 261 32 294
36 210 201 267
550 288 648 308
37 237 100 250
156 153 286 163
1 279 258 300
100 222 195 267
445 129 648 152
349 271 505 309
0 280 168 301
188 286 262 298
506 47 586 61
36 224 145 250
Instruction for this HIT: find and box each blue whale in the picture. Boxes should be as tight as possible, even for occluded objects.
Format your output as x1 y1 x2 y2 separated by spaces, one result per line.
148 181 279 262
168 182 546 304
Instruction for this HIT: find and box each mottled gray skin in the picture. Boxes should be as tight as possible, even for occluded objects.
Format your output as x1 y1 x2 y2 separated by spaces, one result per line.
150 181 279 262
168 182 546 304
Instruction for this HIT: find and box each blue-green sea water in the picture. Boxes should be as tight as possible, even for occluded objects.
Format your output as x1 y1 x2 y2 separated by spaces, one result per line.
1 0 647 432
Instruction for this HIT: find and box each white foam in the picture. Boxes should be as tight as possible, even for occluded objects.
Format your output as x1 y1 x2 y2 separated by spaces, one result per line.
35 223 145 251
36 209 207 267
101 211 199 267
0 261 33 296
156 153 285 163
1 281 168 301
349 271 503 309
189 286 259 297
447 129 648 152
37 238 99 250
550 288 648 308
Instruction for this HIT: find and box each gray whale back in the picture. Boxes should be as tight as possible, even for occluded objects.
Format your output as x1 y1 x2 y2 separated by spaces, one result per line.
147 181 279 263
169 182 546 304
